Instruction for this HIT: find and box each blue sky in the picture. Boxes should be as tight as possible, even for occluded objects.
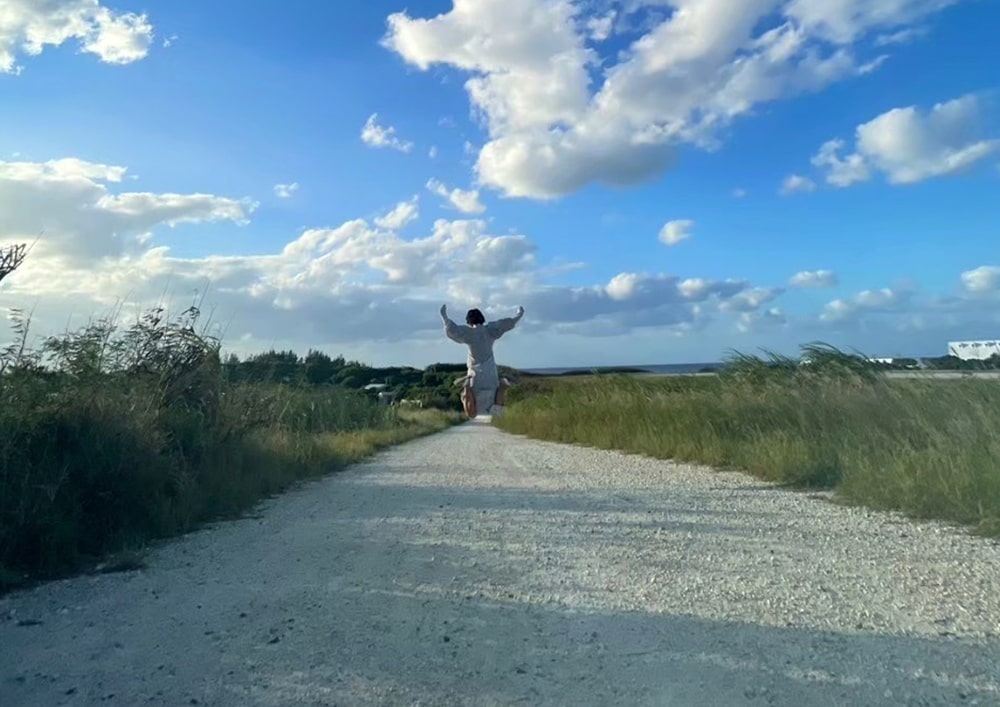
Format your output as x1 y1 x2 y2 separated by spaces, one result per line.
1 0 998 368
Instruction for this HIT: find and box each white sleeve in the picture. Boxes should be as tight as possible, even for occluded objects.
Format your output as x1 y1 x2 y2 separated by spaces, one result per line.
444 318 471 344
486 316 520 340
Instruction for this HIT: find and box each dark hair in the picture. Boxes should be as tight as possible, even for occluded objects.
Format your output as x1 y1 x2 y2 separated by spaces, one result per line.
466 308 486 326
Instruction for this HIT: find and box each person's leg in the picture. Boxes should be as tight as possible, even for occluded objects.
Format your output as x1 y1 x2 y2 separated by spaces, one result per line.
495 377 510 406
461 382 477 418
474 387 496 418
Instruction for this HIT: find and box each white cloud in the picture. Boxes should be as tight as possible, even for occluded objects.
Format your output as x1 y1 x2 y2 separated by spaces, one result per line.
790 269 838 289
658 219 693 246
0 157 127 182
274 182 300 199
678 277 748 301
732 187 748 198
0 158 254 264
811 139 871 186
587 11 617 41
523 272 754 334
784 0 957 44
720 287 784 313
820 287 909 322
805 276 1000 355
737 307 787 333
8 155 996 367
961 266 1000 294
162 34 179 48
95 192 251 226
466 235 537 273
0 0 154 74
780 174 817 195
1 155 798 365
426 179 486 214
874 26 929 46
857 54 890 74
856 95 999 184
812 94 1000 187
382 0 956 199
428 146 439 159
374 197 420 230
361 113 414 153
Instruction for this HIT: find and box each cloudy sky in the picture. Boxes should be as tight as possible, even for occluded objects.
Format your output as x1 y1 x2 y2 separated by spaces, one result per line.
1 0 998 368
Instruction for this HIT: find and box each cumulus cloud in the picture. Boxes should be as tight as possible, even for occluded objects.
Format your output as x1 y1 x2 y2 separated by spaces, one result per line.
783 0 957 44
426 179 486 214
466 236 537 273
737 307 787 333
820 287 910 322
381 0 958 199
720 287 784 313
361 113 414 153
658 219 693 246
0 0 154 74
780 174 817 194
678 277 748 301
522 272 752 335
0 157 255 265
373 197 420 230
274 183 299 199
1 156 795 363
804 275 1000 355
812 94 999 186
586 11 617 41
790 269 838 289
811 139 870 186
961 266 1000 294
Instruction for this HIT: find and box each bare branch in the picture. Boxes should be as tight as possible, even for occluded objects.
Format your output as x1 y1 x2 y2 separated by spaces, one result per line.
0 244 28 285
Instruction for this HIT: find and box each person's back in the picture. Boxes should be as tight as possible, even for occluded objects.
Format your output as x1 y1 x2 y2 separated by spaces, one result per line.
440 305 523 417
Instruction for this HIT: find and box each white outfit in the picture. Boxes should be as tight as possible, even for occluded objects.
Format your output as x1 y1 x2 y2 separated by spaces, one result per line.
443 312 521 416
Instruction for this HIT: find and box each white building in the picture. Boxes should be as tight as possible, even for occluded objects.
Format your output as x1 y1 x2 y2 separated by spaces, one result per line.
948 340 1000 361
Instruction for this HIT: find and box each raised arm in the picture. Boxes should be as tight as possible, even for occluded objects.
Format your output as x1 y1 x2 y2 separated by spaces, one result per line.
486 306 524 340
440 304 470 344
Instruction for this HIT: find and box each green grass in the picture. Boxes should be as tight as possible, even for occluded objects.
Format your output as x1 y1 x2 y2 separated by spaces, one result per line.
0 306 461 592
495 344 1000 537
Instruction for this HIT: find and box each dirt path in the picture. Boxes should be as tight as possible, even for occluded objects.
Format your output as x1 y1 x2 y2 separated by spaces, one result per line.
3 421 999 706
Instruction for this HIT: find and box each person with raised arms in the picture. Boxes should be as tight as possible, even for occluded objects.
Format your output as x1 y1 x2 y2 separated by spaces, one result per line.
440 304 524 418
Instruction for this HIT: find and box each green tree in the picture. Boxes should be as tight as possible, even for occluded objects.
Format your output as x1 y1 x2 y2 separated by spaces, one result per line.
304 349 343 385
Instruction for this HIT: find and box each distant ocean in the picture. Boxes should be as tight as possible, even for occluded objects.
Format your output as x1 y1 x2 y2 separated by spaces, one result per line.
519 362 722 376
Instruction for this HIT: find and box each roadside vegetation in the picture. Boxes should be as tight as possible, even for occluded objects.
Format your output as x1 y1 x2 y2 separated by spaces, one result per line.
495 344 1000 537
0 246 463 591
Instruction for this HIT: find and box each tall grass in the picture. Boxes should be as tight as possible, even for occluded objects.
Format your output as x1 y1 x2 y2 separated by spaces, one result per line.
496 344 1000 536
0 306 459 591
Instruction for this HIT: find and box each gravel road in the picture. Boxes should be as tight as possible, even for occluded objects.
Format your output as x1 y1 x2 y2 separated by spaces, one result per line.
3 421 1000 706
